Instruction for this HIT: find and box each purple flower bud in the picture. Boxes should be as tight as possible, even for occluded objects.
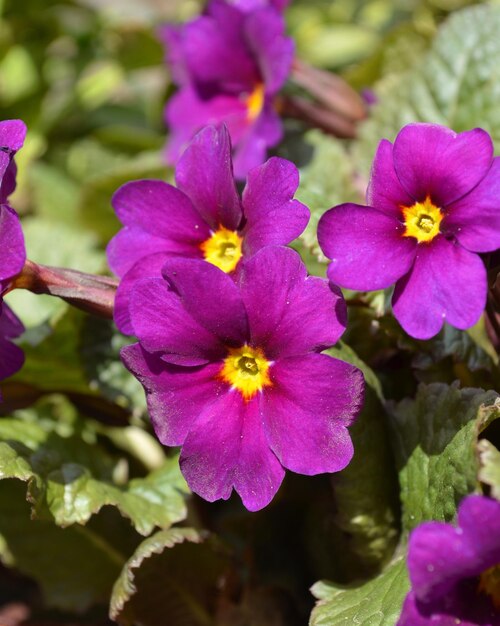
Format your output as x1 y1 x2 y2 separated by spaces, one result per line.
318 123 500 339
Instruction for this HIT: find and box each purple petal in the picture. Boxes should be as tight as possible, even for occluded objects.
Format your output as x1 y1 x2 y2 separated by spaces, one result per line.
0 337 24 381
241 157 310 254
244 7 294 94
180 393 285 511
111 180 210 248
392 237 487 339
240 246 347 358
0 205 26 287
158 24 188 85
392 124 494 207
457 495 500 569
397 590 482 626
175 125 243 231
229 0 290 11
162 257 249 346
366 139 414 218
0 303 24 339
183 6 258 92
444 158 500 253
262 353 363 474
114 253 173 335
121 343 225 446
232 102 282 180
317 203 416 291
0 120 26 152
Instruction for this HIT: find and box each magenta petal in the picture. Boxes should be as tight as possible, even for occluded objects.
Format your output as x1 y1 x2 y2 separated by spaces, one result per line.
241 157 309 254
114 253 173 335
244 7 294 94
121 343 224 446
318 204 416 291
162 257 249 346
129 278 226 365
0 304 24 339
366 139 414 218
175 125 243 231
444 158 500 253
180 393 284 511
240 246 346 358
0 337 24 381
112 180 210 245
457 495 500 567
262 353 363 474
392 237 487 339
0 205 26 287
397 592 480 626
0 120 26 153
158 24 188 85
392 124 494 207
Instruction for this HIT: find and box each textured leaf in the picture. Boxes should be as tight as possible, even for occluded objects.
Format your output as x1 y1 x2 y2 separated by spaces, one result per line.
110 528 227 626
0 401 189 535
310 557 409 626
357 5 500 175
478 439 500 501
390 384 500 533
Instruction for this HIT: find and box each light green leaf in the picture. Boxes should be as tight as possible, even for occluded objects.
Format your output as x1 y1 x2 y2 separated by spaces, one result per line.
310 557 409 626
390 384 500 533
110 528 227 626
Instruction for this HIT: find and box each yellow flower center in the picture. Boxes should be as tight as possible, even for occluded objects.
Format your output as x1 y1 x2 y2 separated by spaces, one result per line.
246 83 265 121
200 226 243 273
478 564 500 610
401 196 444 244
219 345 272 402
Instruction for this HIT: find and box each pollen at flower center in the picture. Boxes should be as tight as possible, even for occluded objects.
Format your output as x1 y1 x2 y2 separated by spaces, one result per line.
401 196 444 244
219 345 272 401
246 83 265 121
478 564 500 610
200 226 243 273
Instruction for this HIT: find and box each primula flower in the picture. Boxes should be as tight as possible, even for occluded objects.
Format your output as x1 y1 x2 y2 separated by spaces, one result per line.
160 0 294 179
226 0 290 11
107 124 309 334
0 304 24 388
121 246 364 511
398 495 500 625
317 123 500 340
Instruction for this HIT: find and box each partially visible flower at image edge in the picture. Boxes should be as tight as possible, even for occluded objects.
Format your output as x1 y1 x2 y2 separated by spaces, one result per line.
0 119 27 386
107 124 309 335
398 494 500 625
121 246 365 511
318 123 500 340
159 0 294 179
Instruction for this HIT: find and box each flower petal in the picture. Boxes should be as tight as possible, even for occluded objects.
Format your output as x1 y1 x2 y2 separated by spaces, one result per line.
392 237 487 339
180 393 284 511
129 277 226 365
121 343 224 446
317 203 416 291
0 337 24 382
175 125 243 231
262 353 363 474
241 156 310 254
392 124 493 207
161 257 249 346
0 120 26 187
0 303 24 339
111 180 210 245
444 157 500 253
114 253 173 335
0 205 25 287
457 495 500 569
240 246 347 358
366 139 414 218
244 7 294 94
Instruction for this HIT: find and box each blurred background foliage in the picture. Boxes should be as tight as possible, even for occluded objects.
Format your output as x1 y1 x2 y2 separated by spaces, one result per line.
0 0 499 625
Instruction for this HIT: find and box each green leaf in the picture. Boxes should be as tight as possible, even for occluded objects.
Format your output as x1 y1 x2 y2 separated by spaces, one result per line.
310 557 409 626
0 479 124 612
0 400 189 535
357 5 500 174
478 439 500 501
110 528 227 626
390 384 500 533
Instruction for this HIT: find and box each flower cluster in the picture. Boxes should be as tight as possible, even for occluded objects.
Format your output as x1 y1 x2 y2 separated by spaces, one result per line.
0 120 26 387
107 124 309 334
399 495 500 625
318 123 500 339
160 0 294 179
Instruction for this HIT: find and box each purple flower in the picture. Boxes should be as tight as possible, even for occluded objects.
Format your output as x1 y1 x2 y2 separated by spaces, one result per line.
121 246 364 511
0 119 26 204
225 0 290 11
107 124 309 334
160 0 294 179
317 123 500 340
0 304 24 387
398 495 500 625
